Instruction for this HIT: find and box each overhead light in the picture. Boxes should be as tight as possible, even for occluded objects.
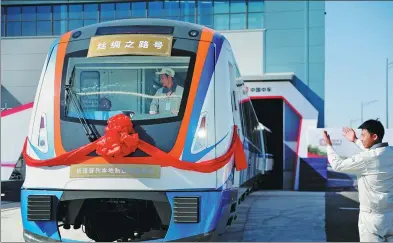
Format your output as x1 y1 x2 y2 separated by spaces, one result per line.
189 30 199 37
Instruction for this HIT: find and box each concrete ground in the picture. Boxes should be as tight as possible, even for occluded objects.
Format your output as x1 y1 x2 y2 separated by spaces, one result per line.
217 190 326 242
325 191 360 242
1 190 360 242
1 201 23 242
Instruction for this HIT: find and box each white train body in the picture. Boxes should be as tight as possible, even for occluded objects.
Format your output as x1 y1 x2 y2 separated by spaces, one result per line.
20 19 272 242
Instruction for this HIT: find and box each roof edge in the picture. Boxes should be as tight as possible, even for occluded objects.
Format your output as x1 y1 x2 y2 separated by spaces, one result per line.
242 72 296 82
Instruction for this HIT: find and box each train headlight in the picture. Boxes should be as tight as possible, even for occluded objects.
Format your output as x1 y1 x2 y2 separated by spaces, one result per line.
192 113 208 152
196 117 207 138
37 113 48 153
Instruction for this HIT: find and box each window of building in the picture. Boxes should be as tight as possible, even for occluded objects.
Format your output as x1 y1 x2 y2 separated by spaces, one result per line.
214 14 229 30
165 0 179 16
249 0 264 12
1 0 264 37
248 12 264 29
37 5 51 21
100 3 115 21
180 0 196 23
53 5 67 35
69 4 82 19
148 0 164 18
22 21 36 36
53 20 67 36
230 13 246 30
37 21 51 35
7 6 20 21
230 0 247 13
53 5 67 20
198 0 213 16
37 5 51 35
84 4 98 26
132 1 146 18
22 6 36 21
68 4 84 31
1 7 5 37
22 6 37 36
214 1 229 14
115 3 130 20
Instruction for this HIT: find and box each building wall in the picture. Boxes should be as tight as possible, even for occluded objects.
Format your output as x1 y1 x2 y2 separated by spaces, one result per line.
264 1 325 127
1 37 56 107
0 1 325 129
221 30 264 76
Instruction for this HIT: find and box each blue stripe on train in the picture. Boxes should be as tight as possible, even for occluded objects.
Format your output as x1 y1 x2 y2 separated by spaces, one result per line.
181 32 225 162
164 189 234 241
21 189 64 241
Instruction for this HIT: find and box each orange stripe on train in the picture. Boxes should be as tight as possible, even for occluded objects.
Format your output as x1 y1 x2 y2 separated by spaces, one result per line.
168 28 215 158
54 32 72 156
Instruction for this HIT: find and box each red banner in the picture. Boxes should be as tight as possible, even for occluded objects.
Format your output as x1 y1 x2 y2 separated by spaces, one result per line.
23 114 247 173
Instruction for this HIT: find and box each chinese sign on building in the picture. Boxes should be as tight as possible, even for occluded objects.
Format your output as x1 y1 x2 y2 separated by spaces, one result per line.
69 164 161 179
87 34 173 58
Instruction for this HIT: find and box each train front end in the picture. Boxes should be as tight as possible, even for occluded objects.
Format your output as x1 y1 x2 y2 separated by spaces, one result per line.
21 19 242 242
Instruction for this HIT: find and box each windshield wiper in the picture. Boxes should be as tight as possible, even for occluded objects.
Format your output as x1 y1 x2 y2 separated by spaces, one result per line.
64 67 99 142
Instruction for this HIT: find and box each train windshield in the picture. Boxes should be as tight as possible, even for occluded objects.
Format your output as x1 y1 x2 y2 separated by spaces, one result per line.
61 33 196 126
64 55 191 122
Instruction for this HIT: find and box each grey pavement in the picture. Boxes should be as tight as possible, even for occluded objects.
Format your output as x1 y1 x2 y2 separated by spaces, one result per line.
1 202 24 242
325 191 360 242
217 190 326 242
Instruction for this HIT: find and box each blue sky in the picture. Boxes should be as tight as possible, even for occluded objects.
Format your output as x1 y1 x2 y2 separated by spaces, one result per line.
325 1 393 129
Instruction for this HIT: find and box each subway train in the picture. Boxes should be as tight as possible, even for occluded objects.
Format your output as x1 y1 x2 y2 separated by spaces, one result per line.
20 18 273 242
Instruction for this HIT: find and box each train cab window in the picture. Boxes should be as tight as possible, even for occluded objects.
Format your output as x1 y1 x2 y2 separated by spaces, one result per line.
64 55 191 123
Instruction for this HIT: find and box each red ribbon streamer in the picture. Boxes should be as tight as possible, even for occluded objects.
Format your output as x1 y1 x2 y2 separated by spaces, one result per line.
22 114 247 173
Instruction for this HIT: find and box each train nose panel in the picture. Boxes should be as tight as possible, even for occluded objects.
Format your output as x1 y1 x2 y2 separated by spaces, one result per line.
21 189 235 242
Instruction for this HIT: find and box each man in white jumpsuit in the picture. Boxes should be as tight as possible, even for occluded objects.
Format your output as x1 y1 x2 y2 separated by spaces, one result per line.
323 119 393 242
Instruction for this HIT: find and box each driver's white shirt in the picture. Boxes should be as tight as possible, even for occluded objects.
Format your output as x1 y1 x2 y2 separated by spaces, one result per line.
149 85 184 114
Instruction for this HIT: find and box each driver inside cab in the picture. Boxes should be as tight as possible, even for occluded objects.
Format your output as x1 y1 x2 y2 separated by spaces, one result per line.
149 68 184 115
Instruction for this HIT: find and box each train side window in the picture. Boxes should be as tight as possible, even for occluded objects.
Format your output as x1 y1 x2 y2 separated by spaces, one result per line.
228 61 237 111
235 64 241 79
238 100 246 135
232 91 237 111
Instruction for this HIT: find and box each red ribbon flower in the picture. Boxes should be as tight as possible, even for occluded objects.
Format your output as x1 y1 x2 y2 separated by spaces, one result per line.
96 114 140 158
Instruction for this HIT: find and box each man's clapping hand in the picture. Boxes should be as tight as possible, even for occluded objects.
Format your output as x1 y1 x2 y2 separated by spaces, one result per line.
342 127 357 142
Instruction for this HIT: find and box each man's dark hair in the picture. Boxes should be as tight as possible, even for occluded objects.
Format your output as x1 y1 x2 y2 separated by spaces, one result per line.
358 119 385 142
